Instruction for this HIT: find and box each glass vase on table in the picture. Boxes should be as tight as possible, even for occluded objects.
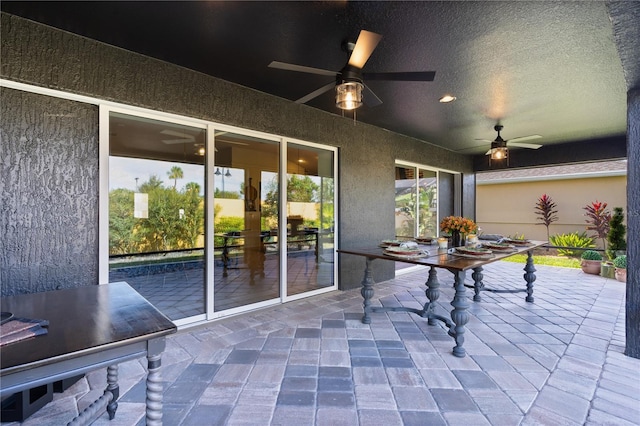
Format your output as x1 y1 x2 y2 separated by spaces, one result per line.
451 230 464 247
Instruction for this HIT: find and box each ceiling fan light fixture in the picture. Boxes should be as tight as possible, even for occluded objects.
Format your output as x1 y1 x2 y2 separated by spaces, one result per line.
335 81 363 110
490 146 508 160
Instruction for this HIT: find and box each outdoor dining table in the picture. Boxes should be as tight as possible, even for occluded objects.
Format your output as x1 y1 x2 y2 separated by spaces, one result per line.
0 281 176 425
337 240 547 358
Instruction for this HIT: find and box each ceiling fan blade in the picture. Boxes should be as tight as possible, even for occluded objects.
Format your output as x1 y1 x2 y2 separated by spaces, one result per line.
508 134 542 143
363 84 383 107
268 61 337 77
485 149 492 155
160 129 195 139
508 141 543 149
295 82 336 104
474 138 492 143
363 71 436 81
162 139 195 145
348 30 382 69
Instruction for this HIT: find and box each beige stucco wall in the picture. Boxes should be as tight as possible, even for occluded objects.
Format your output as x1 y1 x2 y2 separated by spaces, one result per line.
215 199 318 221
476 175 627 248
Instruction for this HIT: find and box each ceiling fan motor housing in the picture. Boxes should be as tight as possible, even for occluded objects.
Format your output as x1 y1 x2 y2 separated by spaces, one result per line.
338 64 364 85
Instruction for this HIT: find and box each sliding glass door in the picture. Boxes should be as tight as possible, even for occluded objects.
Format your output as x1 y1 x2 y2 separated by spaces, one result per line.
105 109 338 324
108 112 206 321
395 165 437 239
286 143 336 297
213 132 280 311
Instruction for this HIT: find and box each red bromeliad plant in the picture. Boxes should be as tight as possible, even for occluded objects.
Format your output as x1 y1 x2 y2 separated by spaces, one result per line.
534 194 558 242
583 201 611 249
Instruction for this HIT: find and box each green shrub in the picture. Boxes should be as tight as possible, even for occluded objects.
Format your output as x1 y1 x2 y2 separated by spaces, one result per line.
214 216 245 245
613 255 627 269
581 250 603 261
606 207 626 260
550 232 595 257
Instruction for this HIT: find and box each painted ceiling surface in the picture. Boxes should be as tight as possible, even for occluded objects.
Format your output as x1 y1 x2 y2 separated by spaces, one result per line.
2 1 638 155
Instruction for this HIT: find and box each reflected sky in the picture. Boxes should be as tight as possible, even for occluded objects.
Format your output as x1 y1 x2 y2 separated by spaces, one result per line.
110 157 243 195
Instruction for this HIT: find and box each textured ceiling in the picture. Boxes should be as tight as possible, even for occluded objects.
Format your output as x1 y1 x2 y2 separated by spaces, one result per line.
2 1 638 156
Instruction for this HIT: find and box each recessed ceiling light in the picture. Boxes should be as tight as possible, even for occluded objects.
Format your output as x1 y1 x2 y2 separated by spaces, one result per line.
439 95 457 103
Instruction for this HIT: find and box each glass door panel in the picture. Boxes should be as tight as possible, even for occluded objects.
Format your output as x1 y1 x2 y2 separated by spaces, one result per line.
286 144 335 297
418 168 438 238
213 133 280 311
108 112 206 321
395 166 416 239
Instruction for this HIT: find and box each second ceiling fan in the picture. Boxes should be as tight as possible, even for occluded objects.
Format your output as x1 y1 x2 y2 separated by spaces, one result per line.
477 125 542 163
269 30 436 111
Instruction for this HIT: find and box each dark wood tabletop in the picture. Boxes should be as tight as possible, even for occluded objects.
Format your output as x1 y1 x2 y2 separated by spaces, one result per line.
1 282 176 375
338 240 547 271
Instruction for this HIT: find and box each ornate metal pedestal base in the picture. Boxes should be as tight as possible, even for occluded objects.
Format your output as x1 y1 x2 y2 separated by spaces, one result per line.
359 261 467 357
466 250 537 303
449 270 470 358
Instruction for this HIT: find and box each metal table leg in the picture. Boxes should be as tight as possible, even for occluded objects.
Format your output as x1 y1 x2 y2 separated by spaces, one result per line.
450 270 470 358
524 250 536 302
472 266 484 302
360 257 375 324
145 339 165 426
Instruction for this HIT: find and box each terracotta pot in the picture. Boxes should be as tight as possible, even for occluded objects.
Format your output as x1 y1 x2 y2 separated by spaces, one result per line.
580 259 601 275
615 268 626 283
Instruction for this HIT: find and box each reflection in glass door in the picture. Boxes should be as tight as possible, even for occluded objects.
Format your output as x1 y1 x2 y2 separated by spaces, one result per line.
213 133 280 311
395 164 438 271
286 144 335 297
106 111 338 322
108 112 206 322
418 168 438 237
395 166 437 238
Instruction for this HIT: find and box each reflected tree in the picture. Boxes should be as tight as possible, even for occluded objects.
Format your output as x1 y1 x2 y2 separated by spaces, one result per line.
167 166 184 189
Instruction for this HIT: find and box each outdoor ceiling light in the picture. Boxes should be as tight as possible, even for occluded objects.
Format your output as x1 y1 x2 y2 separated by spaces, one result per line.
439 94 457 103
489 141 509 167
335 81 363 110
490 146 508 160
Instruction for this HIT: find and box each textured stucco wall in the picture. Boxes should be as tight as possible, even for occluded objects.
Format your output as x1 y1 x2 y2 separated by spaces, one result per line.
0 88 99 295
1 13 474 292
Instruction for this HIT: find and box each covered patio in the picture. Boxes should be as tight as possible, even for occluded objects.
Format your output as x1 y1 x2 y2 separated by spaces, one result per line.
11 261 638 426
1 3 639 425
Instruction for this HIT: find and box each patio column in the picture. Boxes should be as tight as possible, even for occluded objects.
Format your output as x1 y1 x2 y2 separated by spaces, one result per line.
626 89 640 359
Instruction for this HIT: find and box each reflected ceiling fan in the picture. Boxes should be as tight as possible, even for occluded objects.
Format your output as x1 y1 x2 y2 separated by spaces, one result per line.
268 30 435 111
477 125 542 165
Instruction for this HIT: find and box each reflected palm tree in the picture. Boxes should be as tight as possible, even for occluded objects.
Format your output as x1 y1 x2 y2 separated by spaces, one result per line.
168 166 184 189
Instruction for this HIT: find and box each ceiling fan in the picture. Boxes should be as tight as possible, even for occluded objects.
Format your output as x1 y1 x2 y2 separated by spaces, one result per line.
477 125 542 164
268 30 435 111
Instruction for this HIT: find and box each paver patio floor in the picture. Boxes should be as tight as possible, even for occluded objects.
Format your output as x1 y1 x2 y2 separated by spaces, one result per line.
5 261 639 425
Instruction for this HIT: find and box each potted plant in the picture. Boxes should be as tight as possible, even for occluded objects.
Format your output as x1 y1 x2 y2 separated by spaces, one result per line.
580 250 602 275
613 255 627 283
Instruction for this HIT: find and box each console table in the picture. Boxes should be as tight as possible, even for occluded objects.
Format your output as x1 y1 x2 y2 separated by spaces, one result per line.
338 241 546 358
1 281 177 425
